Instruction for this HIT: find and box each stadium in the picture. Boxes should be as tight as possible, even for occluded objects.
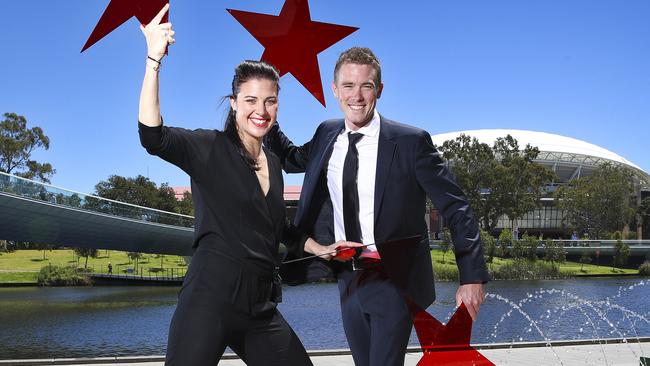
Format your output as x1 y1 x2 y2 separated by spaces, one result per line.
428 129 650 239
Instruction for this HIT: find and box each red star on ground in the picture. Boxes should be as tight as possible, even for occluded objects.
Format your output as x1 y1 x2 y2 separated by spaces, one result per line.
408 302 495 366
81 0 169 52
228 0 358 106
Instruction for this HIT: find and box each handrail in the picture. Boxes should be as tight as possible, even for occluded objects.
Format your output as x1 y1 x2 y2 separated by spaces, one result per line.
0 171 195 228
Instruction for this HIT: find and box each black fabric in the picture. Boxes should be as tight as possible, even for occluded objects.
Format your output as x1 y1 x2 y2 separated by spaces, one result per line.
337 268 412 366
265 116 490 366
139 122 311 366
342 132 364 242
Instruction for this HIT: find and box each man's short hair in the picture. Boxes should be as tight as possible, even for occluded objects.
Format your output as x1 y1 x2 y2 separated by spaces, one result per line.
334 47 382 86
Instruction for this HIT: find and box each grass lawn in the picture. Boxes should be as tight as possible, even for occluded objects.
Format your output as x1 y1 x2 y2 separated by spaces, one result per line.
0 271 38 283
0 250 188 283
430 250 639 277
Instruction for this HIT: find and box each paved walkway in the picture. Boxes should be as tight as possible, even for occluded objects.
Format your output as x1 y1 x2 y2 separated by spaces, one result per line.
1 339 648 366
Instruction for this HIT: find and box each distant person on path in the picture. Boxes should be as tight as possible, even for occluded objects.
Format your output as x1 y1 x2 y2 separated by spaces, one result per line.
107 262 112 274
265 47 490 366
136 5 359 366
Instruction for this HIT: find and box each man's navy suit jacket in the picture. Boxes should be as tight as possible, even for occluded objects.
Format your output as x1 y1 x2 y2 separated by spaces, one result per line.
265 115 489 309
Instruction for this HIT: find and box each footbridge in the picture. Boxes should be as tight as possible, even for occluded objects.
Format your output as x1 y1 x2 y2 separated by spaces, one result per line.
0 172 194 256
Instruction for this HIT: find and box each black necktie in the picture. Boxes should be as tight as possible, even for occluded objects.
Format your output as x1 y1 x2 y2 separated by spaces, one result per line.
342 132 364 243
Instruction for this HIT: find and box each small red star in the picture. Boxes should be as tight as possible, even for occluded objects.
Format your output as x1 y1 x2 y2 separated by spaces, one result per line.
408 302 495 366
82 0 169 52
228 0 359 106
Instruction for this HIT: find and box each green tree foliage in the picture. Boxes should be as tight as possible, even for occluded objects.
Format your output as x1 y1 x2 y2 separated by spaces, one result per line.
176 191 194 216
37 265 91 286
510 239 525 260
498 228 512 257
493 136 556 235
639 261 650 276
439 228 452 263
438 135 500 230
612 239 631 269
544 239 567 269
638 197 650 238
94 175 177 210
437 134 556 232
520 233 538 262
480 229 497 265
74 247 99 269
555 163 635 239
0 112 55 183
127 252 143 273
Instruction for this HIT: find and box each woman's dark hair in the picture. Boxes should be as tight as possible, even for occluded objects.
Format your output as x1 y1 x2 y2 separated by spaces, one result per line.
223 60 280 170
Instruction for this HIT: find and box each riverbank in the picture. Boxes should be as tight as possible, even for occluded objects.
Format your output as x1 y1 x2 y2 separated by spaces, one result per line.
0 249 644 285
0 250 187 285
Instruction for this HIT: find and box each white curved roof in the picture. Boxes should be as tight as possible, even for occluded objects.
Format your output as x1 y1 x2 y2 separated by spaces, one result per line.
430 129 643 171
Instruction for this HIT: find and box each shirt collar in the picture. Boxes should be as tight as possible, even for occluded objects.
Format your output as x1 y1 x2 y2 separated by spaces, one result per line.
343 110 380 138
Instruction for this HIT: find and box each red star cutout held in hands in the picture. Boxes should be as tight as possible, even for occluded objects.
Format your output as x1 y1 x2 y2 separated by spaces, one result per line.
408 302 495 366
82 0 169 52
228 0 358 106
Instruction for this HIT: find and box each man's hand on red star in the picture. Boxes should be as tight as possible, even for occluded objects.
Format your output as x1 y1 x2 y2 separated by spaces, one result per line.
408 301 495 365
456 283 486 321
82 0 169 52
228 0 358 106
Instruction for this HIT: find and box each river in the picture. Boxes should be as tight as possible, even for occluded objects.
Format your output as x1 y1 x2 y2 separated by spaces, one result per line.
0 278 648 359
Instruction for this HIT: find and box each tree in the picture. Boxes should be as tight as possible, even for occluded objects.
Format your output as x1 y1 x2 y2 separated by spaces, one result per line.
493 136 556 237
439 228 452 263
175 191 194 216
613 239 630 270
94 175 177 210
520 233 538 262
510 239 525 260
638 197 650 238
555 163 635 239
578 250 592 272
438 135 500 230
544 239 567 269
0 112 55 183
127 252 143 273
74 247 99 269
498 228 512 257
480 229 497 266
437 134 555 232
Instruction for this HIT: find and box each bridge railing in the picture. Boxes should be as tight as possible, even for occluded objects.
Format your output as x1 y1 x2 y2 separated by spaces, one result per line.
87 264 188 280
0 171 195 228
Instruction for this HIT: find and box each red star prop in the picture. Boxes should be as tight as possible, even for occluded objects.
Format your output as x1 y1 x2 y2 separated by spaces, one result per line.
81 0 169 52
228 0 358 106
408 302 495 366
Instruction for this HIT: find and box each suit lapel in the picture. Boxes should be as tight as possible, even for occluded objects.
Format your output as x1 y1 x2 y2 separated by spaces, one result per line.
296 121 344 226
374 116 396 225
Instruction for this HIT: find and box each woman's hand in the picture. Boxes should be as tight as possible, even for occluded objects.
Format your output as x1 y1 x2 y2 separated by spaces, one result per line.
304 238 365 262
139 4 175 61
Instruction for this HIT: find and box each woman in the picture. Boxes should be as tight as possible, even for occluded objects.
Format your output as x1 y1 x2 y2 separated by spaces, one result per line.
137 5 357 365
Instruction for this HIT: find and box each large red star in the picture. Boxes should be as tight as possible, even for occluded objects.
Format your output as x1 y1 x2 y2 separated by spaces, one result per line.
228 0 358 106
81 0 169 52
409 302 495 366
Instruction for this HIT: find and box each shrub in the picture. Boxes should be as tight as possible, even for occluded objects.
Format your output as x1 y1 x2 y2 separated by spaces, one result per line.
481 229 497 264
433 266 459 282
490 260 568 280
521 233 538 262
498 229 512 257
37 265 92 286
639 261 650 276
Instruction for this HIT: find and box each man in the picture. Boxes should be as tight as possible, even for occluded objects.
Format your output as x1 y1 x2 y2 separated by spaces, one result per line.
266 47 489 366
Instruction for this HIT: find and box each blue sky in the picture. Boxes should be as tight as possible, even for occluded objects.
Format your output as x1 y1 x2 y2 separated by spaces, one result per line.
1 0 648 194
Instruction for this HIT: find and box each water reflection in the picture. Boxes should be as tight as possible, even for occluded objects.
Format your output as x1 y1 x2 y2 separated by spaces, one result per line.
0 278 649 359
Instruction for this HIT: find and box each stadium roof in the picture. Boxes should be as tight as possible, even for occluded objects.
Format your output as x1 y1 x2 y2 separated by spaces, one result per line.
430 129 644 172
